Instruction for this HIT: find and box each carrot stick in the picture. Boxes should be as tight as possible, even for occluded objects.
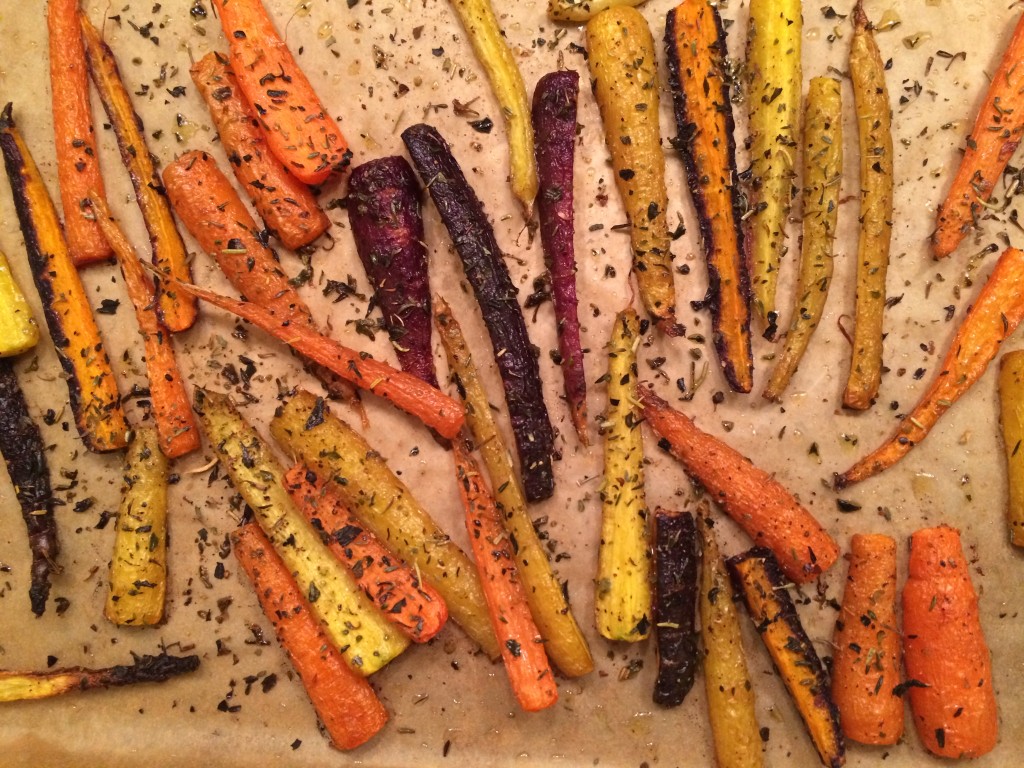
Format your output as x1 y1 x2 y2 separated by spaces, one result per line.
835 245 1024 488
210 0 351 186
903 525 997 758
80 14 195 332
190 52 330 251
639 386 839 583
232 522 389 750
829 533 903 745
452 442 558 712
177 281 464 438
283 463 448 644
89 195 199 459
933 13 1024 259
47 0 111 266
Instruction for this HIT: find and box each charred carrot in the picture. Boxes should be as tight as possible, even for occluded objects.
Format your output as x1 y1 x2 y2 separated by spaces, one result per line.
639 386 838 582
652 508 698 707
211 0 350 186
0 104 128 453
903 525 997 758
666 0 752 393
933 13 1024 259
80 14 195 332
283 463 448 643
90 195 199 459
830 533 903 745
835 246 1024 488
232 523 389 750
47 0 111 266
453 442 558 712
190 52 329 251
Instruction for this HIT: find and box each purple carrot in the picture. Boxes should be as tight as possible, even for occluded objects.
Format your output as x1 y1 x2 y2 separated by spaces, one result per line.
347 156 438 387
402 123 556 502
532 70 588 446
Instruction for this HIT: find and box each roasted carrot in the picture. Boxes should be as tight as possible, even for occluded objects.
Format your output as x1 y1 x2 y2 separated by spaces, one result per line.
998 349 1024 546
830 533 903 746
835 246 1024 488
211 0 350 186
547 0 647 22
80 14 195 333
0 248 39 358
190 52 330 251
639 386 838 582
652 508 698 707
453 442 558 712
90 195 199 459
283 463 448 644
0 104 128 454
666 0 752 393
933 12 1024 259
232 523 389 750
47 0 111 266
903 525 997 758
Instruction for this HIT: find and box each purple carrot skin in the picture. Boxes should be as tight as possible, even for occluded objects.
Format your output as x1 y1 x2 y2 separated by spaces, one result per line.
0 358 59 616
347 157 437 387
532 70 589 446
403 123 556 502
653 508 699 707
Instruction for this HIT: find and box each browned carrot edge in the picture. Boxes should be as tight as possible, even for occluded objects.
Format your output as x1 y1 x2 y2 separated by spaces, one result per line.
232 522 389 750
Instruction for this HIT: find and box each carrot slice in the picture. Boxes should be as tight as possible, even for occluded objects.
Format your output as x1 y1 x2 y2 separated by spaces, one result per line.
47 0 111 266
232 522 389 750
452 442 558 712
90 196 199 459
903 525 997 758
835 246 1024 488
190 52 330 250
639 386 838 582
933 13 1024 259
283 463 448 644
0 104 128 454
211 0 350 186
829 533 903 745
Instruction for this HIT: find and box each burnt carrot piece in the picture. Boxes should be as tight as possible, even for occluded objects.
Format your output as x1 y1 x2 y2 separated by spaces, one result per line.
0 104 128 454
903 526 997 758
347 157 437 387
80 14 195 332
90 196 199 459
933 13 1024 259
283 463 448 643
453 442 558 712
532 71 589 444
211 0 351 186
830 533 903 745
190 52 329 251
665 1 752 393
0 359 60 616
47 0 111 266
232 523 389 750
729 548 845 768
835 246 1024 488
639 386 838 582
403 123 556 501
652 508 698 707
177 282 465 438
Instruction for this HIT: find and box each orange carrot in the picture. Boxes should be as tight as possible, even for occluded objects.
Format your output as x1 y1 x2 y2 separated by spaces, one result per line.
47 0 111 266
89 195 199 459
829 533 902 746
231 522 388 750
176 280 465 438
836 246 1024 488
190 52 330 250
452 443 558 712
933 13 1024 259
283 463 448 643
638 386 838 582
903 525 997 758
211 0 351 186
80 14 195 332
